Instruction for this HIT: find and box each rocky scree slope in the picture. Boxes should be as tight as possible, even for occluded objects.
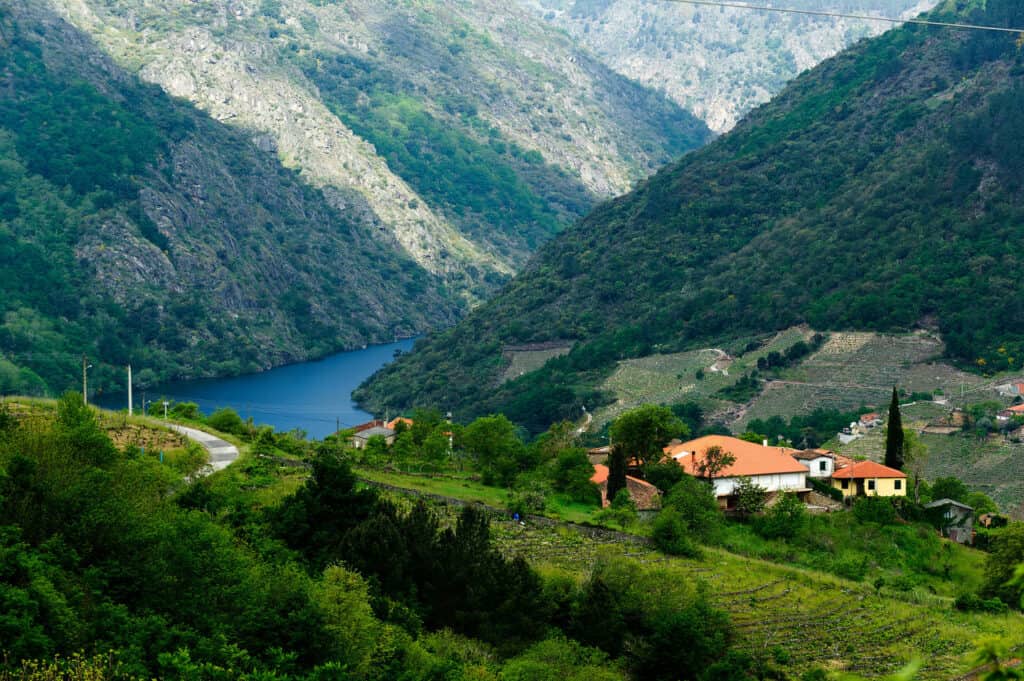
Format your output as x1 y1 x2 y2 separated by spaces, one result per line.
44 0 712 273
519 0 936 132
357 0 1024 433
0 1 460 396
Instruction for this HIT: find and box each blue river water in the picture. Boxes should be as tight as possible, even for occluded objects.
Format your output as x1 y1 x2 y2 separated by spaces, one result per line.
96 338 415 439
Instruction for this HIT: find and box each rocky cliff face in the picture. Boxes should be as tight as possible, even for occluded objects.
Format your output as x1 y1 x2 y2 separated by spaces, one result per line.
43 0 712 280
520 0 936 132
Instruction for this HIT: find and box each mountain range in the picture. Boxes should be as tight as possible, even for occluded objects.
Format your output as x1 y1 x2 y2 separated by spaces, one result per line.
0 0 932 396
356 0 1024 433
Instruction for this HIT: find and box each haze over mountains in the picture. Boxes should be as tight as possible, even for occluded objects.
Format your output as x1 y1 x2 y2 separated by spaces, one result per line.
358 0 1024 433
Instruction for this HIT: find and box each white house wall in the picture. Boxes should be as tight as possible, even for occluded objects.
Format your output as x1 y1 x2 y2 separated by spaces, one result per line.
714 472 807 497
798 457 834 478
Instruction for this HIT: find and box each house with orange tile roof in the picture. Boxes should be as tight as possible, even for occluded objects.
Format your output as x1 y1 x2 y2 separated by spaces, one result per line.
831 460 906 498
663 435 808 504
386 416 415 430
997 404 1024 421
590 464 662 511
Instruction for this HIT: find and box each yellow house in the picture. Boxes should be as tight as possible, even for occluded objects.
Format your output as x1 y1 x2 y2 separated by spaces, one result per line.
831 460 907 498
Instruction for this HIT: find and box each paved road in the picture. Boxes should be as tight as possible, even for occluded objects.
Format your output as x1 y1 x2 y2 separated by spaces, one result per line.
167 423 239 473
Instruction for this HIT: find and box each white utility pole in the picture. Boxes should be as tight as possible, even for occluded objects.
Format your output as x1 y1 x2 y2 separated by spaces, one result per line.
127 364 133 416
82 355 92 405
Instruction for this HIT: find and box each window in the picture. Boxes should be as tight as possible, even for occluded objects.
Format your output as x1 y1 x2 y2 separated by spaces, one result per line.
819 460 827 472
867 480 876 491
894 480 902 490
841 479 849 489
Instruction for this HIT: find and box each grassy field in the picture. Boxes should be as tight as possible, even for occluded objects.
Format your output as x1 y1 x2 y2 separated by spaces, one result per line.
487 518 1024 680
355 466 602 524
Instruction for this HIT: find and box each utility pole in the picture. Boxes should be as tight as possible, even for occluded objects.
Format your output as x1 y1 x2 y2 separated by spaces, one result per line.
82 355 89 405
127 364 133 416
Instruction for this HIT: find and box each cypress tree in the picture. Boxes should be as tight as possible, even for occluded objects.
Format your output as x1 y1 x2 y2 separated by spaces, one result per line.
885 386 904 470
606 444 627 504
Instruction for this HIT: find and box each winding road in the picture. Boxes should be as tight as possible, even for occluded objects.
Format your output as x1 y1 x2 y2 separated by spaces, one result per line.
167 423 239 474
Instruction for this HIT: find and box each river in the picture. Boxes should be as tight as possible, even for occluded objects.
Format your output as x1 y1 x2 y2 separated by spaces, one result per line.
96 338 415 439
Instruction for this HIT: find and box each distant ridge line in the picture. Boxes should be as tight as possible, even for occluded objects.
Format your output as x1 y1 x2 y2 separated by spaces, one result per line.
660 0 1024 33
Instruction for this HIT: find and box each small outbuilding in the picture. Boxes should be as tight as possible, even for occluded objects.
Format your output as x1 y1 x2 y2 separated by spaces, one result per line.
925 498 975 545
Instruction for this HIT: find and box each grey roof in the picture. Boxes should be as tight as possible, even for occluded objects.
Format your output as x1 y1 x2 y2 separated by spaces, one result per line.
352 426 395 439
924 498 974 512
792 449 835 461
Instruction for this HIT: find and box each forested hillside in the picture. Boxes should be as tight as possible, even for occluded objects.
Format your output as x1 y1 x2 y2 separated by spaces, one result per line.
358 0 1024 433
0 2 460 396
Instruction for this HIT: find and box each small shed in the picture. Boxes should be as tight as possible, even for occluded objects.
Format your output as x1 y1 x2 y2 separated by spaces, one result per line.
925 498 974 544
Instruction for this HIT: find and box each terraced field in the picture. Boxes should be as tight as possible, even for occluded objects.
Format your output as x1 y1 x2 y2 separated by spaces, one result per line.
922 434 1024 518
501 344 572 383
593 327 812 428
491 521 1024 679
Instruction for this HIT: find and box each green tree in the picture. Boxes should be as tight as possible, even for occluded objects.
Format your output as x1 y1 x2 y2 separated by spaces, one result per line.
553 448 600 504
902 429 928 503
697 445 735 485
606 444 628 504
609 405 687 468
930 476 970 503
664 475 722 543
885 387 905 470
463 414 529 486
733 477 768 519
756 493 808 540
982 522 1024 607
651 507 700 557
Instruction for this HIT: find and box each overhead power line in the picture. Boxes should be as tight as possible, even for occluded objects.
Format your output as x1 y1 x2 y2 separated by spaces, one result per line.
660 0 1024 34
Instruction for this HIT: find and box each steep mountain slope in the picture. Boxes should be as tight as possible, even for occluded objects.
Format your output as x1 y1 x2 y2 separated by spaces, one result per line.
357 0 1024 433
0 2 462 396
520 0 936 132
43 0 712 272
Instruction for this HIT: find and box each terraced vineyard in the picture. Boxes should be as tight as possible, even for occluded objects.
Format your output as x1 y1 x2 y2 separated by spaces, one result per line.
592 327 812 428
922 433 1024 517
491 521 1024 679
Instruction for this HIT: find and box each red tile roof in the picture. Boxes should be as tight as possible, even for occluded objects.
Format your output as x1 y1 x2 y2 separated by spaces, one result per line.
663 435 807 477
831 460 906 479
386 417 415 430
1008 404 1024 414
590 465 662 510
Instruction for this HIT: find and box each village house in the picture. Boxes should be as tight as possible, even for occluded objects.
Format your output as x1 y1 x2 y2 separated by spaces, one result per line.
590 464 662 512
792 448 835 478
996 404 1024 421
350 425 396 449
831 459 906 498
663 435 809 507
859 412 883 428
924 498 974 544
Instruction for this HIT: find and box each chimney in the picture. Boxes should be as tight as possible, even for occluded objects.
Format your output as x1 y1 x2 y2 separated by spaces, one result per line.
763 439 769 448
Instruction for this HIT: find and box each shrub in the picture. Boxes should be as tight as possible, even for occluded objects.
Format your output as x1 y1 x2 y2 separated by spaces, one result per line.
755 493 807 540
665 476 723 543
852 496 898 525
206 407 244 435
652 508 701 558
